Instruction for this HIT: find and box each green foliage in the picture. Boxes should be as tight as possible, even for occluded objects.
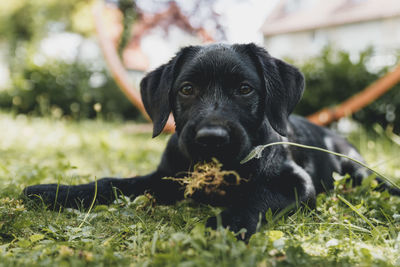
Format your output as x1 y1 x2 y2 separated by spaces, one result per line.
0 0 93 60
0 113 400 266
295 47 400 133
0 59 141 120
0 0 144 121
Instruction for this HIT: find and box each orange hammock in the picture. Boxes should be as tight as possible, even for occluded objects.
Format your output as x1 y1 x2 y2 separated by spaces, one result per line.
307 64 400 125
93 2 400 133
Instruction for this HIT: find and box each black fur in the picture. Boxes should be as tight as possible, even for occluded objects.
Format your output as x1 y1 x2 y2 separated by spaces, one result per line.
23 43 399 240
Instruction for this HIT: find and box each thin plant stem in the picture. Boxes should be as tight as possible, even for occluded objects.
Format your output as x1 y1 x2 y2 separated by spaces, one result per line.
78 176 98 228
240 141 399 189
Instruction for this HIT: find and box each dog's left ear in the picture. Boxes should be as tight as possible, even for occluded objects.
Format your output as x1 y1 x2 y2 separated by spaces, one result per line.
244 44 305 136
140 47 195 137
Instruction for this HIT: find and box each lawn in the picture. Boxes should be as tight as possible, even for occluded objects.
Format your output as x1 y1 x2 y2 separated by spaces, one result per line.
0 112 400 266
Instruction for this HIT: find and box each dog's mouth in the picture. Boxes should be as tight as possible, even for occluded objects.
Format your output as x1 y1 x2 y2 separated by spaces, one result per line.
193 143 237 160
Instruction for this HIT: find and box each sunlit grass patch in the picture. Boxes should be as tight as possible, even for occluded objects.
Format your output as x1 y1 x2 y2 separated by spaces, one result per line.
0 112 168 187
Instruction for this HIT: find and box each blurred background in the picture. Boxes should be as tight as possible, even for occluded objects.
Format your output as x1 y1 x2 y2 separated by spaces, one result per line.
0 0 399 132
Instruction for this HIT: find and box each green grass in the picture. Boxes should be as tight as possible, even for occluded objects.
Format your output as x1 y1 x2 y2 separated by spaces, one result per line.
0 112 400 266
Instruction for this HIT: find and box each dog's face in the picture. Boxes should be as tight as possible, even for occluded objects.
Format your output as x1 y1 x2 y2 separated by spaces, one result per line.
140 43 305 163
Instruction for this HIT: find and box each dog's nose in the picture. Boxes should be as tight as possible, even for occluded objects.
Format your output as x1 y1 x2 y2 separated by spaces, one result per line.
195 126 230 147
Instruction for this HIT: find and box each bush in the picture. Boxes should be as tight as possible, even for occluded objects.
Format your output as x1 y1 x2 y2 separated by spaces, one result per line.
2 46 399 132
294 47 400 133
0 59 141 120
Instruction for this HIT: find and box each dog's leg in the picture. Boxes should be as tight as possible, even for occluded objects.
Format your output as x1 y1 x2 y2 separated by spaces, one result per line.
341 155 400 196
206 161 316 240
23 134 190 209
23 171 184 209
333 141 400 195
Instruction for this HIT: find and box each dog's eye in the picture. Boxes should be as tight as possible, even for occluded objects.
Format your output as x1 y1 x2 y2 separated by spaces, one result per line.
238 84 253 95
179 84 194 96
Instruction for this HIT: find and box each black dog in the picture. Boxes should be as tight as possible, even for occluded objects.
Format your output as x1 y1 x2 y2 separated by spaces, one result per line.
24 43 399 239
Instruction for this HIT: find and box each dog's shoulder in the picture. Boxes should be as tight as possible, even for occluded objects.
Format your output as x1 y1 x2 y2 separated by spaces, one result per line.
288 115 327 137
287 115 344 147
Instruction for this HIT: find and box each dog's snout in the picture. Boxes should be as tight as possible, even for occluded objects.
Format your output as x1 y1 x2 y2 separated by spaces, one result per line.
195 126 230 147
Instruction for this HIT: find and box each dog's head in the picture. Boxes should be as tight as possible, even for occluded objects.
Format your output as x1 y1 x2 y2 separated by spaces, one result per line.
140 43 304 163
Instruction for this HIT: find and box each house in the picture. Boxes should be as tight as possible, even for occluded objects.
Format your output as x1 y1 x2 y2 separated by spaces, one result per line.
261 0 400 64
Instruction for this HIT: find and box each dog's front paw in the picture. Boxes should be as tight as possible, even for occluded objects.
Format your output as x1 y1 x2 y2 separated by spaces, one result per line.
23 178 138 209
206 210 258 240
23 180 106 209
23 184 75 209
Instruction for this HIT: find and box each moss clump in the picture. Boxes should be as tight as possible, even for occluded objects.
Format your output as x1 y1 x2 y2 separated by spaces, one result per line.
165 158 245 198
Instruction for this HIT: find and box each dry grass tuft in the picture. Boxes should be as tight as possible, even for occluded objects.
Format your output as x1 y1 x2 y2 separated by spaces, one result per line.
165 158 245 198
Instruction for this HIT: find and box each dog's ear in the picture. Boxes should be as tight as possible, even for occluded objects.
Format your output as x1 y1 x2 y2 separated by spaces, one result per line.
140 63 174 137
140 47 195 137
245 44 305 136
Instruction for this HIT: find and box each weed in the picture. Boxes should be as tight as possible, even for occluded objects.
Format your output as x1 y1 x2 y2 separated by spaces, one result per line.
165 158 245 198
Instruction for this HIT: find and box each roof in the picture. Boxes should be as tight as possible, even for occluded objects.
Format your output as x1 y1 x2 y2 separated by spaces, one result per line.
261 0 400 36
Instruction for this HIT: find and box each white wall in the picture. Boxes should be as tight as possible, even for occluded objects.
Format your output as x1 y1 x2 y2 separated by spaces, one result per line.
264 16 400 64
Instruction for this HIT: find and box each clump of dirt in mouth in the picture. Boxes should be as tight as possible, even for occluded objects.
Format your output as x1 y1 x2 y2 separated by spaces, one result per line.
165 158 246 198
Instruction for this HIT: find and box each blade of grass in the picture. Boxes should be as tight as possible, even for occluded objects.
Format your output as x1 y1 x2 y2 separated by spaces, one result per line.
151 231 158 255
337 195 381 239
53 183 60 212
78 176 97 228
